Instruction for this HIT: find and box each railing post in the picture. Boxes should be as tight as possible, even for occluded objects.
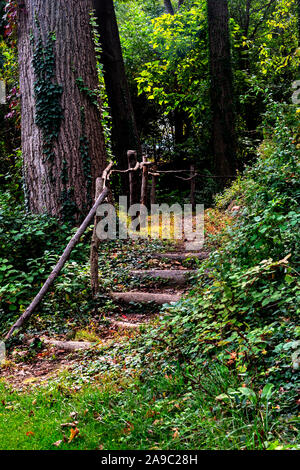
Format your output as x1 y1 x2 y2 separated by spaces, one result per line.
150 165 157 206
90 177 104 304
140 155 149 208
190 164 196 212
127 150 140 206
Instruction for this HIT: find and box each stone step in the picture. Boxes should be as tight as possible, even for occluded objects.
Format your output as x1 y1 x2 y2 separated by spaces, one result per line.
130 269 195 285
153 251 209 261
111 291 182 305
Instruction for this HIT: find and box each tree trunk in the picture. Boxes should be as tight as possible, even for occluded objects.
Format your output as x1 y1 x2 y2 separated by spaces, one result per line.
164 0 175 15
93 0 141 202
207 0 237 178
17 0 107 221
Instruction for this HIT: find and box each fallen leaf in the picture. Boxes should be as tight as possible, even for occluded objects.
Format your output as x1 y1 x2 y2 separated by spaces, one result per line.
52 440 62 447
68 427 79 443
26 431 34 437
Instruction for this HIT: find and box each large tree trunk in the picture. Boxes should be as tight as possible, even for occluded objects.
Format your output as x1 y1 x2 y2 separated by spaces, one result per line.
207 0 237 177
93 0 141 202
17 0 107 221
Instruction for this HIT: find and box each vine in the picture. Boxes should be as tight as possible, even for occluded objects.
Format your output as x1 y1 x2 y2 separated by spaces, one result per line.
76 76 99 107
31 25 63 162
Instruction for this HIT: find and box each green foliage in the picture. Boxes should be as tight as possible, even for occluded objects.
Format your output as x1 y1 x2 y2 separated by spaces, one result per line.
117 0 299 174
136 3 208 118
136 103 300 418
0 193 90 328
0 33 20 189
116 1 156 77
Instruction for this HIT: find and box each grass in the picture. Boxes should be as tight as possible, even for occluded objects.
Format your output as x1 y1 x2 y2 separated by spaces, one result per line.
0 362 296 450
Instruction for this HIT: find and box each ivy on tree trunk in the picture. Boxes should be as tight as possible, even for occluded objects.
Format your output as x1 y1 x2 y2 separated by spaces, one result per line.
17 0 107 221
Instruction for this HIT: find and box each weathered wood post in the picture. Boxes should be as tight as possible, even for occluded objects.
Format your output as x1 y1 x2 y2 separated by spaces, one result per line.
150 165 157 206
140 156 149 208
90 177 104 303
190 164 196 212
90 162 114 305
127 150 140 206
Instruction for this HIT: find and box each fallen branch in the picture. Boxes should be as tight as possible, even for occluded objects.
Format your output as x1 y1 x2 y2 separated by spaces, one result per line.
5 185 109 341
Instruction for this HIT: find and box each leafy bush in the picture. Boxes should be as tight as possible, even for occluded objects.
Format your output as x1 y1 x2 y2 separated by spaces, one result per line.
0 193 91 326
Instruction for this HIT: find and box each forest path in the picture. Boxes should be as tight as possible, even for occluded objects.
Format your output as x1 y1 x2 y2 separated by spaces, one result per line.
106 242 209 332
0 241 210 390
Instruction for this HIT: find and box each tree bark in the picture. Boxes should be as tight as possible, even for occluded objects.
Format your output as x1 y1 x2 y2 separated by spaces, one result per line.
93 0 141 201
17 0 107 221
164 0 175 15
207 0 237 178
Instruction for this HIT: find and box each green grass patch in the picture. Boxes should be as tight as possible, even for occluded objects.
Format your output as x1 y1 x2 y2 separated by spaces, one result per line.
0 362 298 450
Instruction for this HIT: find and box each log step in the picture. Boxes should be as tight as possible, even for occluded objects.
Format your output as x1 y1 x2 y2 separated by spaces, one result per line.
28 337 94 352
153 251 209 261
111 291 182 305
130 269 195 285
109 319 143 330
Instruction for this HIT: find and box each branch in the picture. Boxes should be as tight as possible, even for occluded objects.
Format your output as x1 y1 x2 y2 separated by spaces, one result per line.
250 0 276 39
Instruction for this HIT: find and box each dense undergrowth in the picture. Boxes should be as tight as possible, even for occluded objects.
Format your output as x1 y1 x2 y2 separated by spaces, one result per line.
131 102 300 446
0 103 299 450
